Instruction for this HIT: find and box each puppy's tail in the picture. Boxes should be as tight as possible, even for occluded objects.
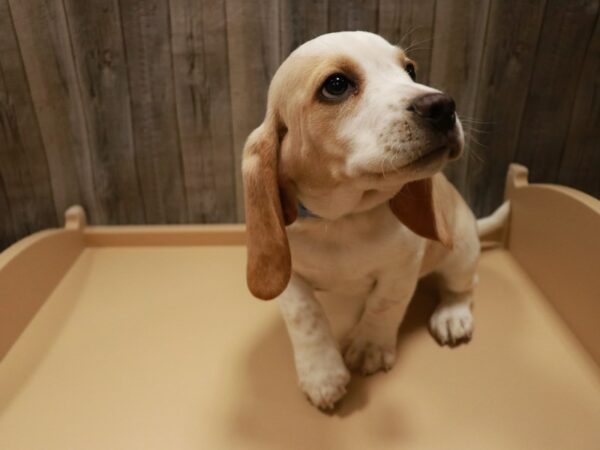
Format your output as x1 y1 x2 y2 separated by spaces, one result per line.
476 201 510 238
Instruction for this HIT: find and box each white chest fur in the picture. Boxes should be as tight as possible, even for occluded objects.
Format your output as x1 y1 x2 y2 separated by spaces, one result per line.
287 204 425 297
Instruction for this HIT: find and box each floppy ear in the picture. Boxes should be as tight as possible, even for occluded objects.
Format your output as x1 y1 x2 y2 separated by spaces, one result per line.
389 175 454 248
242 115 297 300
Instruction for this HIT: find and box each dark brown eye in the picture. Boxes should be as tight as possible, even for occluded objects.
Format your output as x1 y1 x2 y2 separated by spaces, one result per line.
321 74 352 100
405 63 416 81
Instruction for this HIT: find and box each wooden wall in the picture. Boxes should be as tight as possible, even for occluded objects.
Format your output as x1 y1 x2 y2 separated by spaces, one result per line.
1 0 599 249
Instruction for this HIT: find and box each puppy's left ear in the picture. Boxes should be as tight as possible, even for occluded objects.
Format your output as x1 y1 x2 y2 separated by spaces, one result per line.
389 174 454 248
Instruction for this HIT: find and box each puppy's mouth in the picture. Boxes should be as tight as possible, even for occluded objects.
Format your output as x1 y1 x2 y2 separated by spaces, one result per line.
359 131 463 180
402 145 449 169
402 132 463 169
360 145 448 180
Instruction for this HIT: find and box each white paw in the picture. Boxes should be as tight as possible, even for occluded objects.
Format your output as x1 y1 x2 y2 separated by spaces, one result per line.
296 348 350 410
429 301 473 346
343 326 397 375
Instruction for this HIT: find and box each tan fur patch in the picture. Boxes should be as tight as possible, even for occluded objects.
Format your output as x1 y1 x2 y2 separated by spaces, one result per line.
389 173 456 248
243 116 296 300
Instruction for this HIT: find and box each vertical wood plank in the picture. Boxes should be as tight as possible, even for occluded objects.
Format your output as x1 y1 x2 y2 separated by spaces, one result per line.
466 0 548 216
378 0 436 85
119 0 188 224
169 0 236 223
279 0 328 58
558 12 600 198
0 0 57 248
226 0 280 221
327 0 379 32
429 0 491 202
63 0 145 224
8 0 100 222
1 0 598 245
0 172 15 249
514 0 600 186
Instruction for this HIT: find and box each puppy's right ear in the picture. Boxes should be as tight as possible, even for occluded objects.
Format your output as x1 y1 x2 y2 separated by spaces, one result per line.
389 175 454 248
242 114 297 300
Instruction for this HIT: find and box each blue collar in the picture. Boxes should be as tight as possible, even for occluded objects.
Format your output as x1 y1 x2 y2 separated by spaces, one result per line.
297 201 321 219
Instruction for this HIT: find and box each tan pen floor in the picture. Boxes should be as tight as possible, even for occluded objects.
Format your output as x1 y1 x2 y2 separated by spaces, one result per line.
0 245 598 450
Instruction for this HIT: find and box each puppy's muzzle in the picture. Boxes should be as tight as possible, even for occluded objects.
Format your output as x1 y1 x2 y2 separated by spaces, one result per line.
408 93 456 133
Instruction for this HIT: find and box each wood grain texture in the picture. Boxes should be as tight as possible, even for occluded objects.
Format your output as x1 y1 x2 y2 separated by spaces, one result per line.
226 0 280 221
8 0 99 222
429 0 491 202
63 0 145 224
169 0 237 223
280 0 328 58
120 0 188 224
0 173 15 249
327 0 379 32
515 0 600 185
466 0 548 216
378 0 436 85
558 12 600 198
1 0 600 250
0 0 57 243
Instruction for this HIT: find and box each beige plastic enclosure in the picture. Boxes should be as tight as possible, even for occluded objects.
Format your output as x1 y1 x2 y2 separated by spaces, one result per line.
0 164 598 450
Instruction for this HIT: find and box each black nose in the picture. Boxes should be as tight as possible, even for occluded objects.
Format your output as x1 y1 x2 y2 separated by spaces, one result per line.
409 93 456 132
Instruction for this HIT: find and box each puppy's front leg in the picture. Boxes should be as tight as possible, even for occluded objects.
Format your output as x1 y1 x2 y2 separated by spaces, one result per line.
279 273 350 409
344 273 418 375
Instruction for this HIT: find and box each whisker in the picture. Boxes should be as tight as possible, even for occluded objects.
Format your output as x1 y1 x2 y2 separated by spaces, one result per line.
468 148 484 164
403 43 429 53
380 154 388 178
396 26 424 47
461 143 484 165
388 152 403 175
385 152 398 176
458 117 494 125
401 46 432 55
462 125 491 135
402 36 437 55
466 132 487 150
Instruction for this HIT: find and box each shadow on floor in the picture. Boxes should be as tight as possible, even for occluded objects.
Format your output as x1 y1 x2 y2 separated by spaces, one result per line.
228 277 441 449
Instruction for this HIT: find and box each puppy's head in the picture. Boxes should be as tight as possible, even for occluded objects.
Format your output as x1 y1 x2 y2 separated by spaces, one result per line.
243 31 464 299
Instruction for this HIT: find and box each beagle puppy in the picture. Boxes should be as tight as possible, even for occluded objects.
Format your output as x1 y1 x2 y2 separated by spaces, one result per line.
242 31 481 409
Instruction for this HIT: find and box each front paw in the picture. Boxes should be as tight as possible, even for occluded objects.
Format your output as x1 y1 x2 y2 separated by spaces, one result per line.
296 348 350 410
343 326 397 375
429 300 473 346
